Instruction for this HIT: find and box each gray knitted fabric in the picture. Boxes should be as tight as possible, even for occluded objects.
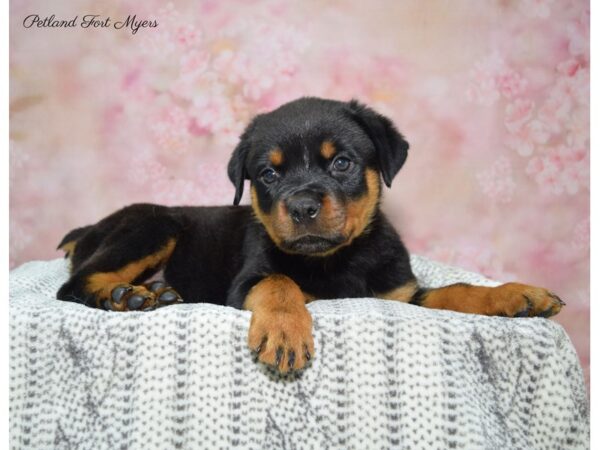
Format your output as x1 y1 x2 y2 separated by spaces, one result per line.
10 256 589 450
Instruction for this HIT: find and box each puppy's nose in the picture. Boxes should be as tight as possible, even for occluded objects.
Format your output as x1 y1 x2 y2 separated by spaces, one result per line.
286 193 321 224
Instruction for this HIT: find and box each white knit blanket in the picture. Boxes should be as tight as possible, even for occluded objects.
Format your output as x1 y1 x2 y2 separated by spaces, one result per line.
9 257 589 450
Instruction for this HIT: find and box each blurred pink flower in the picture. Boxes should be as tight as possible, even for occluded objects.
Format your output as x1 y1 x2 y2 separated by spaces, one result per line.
566 21 588 57
179 50 210 77
526 144 588 195
496 71 528 99
190 89 240 135
466 54 503 105
538 95 571 134
505 134 534 157
149 106 191 153
557 58 584 77
504 99 534 133
174 24 204 49
543 71 588 133
526 119 551 144
467 54 527 105
571 218 590 252
564 116 589 150
476 156 516 203
128 154 168 184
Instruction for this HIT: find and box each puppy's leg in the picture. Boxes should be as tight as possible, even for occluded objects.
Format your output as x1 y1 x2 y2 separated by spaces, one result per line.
244 275 315 373
57 208 182 311
379 281 564 317
412 283 564 317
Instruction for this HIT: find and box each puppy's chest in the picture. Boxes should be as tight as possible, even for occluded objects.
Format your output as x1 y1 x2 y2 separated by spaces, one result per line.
275 259 370 299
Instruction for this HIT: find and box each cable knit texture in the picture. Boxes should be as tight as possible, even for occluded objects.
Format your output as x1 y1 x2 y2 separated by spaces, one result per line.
9 256 589 449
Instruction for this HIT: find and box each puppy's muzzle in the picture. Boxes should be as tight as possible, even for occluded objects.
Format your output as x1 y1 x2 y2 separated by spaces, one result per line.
285 192 322 224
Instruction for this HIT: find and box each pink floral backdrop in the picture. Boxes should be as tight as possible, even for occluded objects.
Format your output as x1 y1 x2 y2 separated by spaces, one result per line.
10 0 589 387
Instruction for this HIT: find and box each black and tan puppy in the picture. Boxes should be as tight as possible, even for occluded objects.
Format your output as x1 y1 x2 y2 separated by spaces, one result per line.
56 97 564 373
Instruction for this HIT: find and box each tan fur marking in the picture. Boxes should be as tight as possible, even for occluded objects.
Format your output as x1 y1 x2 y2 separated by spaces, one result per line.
421 282 563 317
250 186 294 247
86 239 176 301
320 194 335 218
320 140 336 159
377 280 418 302
243 274 303 311
59 240 77 257
317 194 345 231
250 185 281 245
269 148 283 166
245 275 314 372
342 168 380 242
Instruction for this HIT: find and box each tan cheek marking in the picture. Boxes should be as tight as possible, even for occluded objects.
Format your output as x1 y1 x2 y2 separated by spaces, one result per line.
321 194 334 216
376 280 418 302
250 186 295 246
251 186 280 245
343 168 380 241
320 140 336 159
86 238 176 301
317 194 345 231
269 148 283 166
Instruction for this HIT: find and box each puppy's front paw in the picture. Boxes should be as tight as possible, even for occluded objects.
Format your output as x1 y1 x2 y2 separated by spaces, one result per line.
248 306 314 373
490 283 565 318
103 282 182 311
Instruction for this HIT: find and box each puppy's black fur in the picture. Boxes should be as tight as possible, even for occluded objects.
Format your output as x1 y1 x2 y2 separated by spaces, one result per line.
57 98 413 308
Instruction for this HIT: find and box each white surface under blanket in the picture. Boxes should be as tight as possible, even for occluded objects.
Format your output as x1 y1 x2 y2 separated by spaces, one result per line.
9 256 589 450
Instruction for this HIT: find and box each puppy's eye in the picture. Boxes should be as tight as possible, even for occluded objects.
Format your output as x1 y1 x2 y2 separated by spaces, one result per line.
260 168 278 184
332 157 351 172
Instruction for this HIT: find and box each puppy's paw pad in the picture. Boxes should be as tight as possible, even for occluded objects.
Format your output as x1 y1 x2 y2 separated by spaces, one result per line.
127 293 148 310
111 285 132 303
143 281 182 306
145 281 166 292
158 289 181 304
104 284 155 311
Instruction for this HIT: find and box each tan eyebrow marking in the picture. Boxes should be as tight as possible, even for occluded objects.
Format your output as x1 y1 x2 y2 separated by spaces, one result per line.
320 140 336 159
269 148 283 166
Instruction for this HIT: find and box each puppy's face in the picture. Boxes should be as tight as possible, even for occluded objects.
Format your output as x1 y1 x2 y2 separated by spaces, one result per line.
228 98 409 256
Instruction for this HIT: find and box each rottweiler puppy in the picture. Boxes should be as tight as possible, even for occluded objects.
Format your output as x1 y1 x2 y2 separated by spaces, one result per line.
56 97 564 373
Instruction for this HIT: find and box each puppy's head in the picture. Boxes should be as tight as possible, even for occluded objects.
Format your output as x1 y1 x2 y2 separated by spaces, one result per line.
227 97 409 256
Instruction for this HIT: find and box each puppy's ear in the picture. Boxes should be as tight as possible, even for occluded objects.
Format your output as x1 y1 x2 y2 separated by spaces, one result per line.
346 100 409 187
227 126 254 205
